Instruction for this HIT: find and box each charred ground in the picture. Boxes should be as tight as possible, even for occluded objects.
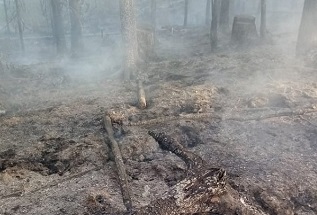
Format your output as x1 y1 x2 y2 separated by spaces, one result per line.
0 26 317 214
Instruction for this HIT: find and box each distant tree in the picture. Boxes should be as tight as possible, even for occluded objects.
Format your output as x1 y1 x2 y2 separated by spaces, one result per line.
14 0 24 51
219 0 230 33
296 0 317 55
151 0 157 43
69 0 83 56
151 0 156 30
260 0 266 39
119 0 138 80
184 0 189 27
50 0 66 55
3 0 10 35
205 0 211 25
210 0 219 50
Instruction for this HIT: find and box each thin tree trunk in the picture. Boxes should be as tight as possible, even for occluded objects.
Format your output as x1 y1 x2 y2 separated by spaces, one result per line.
260 0 266 39
3 0 10 35
50 0 66 55
151 0 156 30
219 0 230 33
69 0 83 56
151 0 156 44
211 0 219 50
14 0 24 52
183 0 189 27
205 0 211 25
119 0 138 80
296 0 317 56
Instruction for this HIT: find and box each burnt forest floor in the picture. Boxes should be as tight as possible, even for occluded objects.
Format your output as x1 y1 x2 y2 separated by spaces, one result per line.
0 26 317 215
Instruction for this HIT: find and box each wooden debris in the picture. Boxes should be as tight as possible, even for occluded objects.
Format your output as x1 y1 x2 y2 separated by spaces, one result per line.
103 115 132 211
148 131 205 169
137 80 147 109
139 131 265 215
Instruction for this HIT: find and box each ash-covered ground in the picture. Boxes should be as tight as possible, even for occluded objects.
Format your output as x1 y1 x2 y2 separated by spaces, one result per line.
0 25 317 215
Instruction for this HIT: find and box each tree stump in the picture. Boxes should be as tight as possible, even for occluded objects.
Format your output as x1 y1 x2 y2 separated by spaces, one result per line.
231 15 258 44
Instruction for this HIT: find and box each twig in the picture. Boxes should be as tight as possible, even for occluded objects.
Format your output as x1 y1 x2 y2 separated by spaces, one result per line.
103 115 132 212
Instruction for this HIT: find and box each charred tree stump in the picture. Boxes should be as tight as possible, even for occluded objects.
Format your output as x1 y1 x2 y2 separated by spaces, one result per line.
103 115 132 211
231 15 258 44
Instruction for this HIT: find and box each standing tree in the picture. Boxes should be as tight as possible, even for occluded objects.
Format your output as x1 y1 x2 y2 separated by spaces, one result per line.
205 0 211 25
151 0 157 45
14 0 24 51
69 0 83 56
3 0 10 35
296 0 317 55
219 0 230 33
260 0 267 39
184 0 189 27
50 0 66 55
119 0 138 80
210 0 219 49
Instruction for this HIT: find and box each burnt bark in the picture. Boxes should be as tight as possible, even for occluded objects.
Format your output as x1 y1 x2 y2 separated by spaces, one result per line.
119 0 139 80
184 0 189 27
50 0 66 55
69 0 83 56
14 0 24 51
260 0 267 39
296 0 317 55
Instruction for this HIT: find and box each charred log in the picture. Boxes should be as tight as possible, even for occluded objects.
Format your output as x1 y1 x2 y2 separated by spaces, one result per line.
103 115 132 211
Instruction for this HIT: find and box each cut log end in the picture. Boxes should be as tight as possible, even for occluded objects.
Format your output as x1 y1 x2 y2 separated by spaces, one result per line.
138 80 147 109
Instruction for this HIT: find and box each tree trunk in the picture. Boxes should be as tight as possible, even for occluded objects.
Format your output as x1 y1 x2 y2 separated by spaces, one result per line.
219 0 230 33
69 0 83 56
119 0 138 80
205 0 211 25
183 0 189 27
15 0 24 52
151 0 156 44
3 0 10 35
211 0 219 50
260 0 266 39
50 0 66 55
296 0 317 56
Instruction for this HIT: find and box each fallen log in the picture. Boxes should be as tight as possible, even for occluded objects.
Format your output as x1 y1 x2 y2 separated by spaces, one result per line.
103 115 132 211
